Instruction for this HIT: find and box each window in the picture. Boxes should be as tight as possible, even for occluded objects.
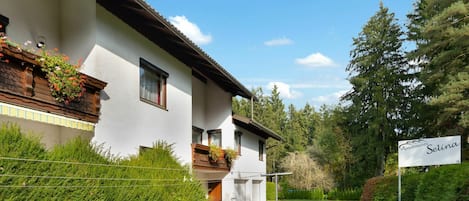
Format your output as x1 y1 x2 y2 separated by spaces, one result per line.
259 141 265 161
0 15 9 35
192 126 203 144
208 129 222 147
140 58 168 109
234 131 242 155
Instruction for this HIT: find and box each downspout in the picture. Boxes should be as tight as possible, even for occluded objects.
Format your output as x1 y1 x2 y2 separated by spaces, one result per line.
251 96 254 120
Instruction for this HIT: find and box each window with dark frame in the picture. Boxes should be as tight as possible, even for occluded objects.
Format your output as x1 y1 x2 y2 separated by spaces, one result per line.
235 131 242 155
192 126 203 144
208 129 222 147
258 141 265 161
139 58 168 109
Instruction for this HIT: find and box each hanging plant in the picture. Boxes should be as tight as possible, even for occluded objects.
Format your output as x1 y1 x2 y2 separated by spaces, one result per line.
224 147 238 166
208 144 223 162
37 48 86 104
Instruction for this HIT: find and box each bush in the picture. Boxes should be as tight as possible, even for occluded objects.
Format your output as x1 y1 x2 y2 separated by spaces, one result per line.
360 163 469 201
282 188 325 200
0 124 206 200
415 163 469 201
328 188 362 200
267 182 276 200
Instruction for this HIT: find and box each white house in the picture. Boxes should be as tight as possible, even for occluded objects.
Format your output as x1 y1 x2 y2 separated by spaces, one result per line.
0 0 282 200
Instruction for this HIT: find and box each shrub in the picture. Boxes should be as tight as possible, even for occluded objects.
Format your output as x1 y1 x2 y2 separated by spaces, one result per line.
415 163 469 201
282 188 325 200
360 176 382 201
0 124 206 200
328 188 362 200
361 163 469 201
267 181 276 200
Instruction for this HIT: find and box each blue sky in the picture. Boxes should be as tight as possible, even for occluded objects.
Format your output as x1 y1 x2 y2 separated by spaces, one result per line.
148 0 415 108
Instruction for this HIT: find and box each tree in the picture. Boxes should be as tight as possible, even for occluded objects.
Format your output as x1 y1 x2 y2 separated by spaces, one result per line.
408 0 469 132
280 152 334 191
342 3 410 182
308 105 352 188
407 0 469 159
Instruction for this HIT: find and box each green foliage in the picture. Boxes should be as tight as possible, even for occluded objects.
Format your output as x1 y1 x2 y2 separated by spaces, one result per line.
224 147 238 166
415 163 469 201
266 181 277 200
208 144 222 162
37 48 86 104
361 163 469 201
343 2 413 187
0 124 206 200
327 188 362 200
407 0 469 139
282 188 325 200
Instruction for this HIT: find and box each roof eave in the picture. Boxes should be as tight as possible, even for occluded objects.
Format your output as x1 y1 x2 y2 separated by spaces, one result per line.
233 114 284 141
97 0 254 99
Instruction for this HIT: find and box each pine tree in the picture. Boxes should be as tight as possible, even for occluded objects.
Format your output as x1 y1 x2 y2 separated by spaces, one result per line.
342 3 410 181
409 0 469 131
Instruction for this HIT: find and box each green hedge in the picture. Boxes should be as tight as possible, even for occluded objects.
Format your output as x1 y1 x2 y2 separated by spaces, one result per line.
361 163 469 201
328 188 362 200
267 182 277 200
0 123 206 201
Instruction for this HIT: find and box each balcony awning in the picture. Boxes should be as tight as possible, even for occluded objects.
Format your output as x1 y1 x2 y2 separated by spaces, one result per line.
0 102 94 131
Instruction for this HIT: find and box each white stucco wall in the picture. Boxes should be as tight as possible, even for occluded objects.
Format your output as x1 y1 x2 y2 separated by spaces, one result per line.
205 79 235 148
222 127 267 201
85 5 192 163
0 0 60 53
192 76 206 130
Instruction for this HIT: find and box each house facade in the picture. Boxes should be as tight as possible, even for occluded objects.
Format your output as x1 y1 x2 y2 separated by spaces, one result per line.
0 0 282 200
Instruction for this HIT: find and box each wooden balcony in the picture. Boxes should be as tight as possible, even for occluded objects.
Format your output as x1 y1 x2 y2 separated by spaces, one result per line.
191 144 230 172
0 42 107 123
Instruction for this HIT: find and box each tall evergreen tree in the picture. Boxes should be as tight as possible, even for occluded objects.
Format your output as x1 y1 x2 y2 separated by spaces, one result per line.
342 3 410 182
408 0 469 134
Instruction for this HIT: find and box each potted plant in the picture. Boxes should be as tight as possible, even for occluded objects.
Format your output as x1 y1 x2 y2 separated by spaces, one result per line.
37 48 86 104
224 147 238 166
208 144 222 162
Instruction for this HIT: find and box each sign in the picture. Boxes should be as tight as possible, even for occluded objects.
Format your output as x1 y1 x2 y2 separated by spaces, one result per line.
398 136 461 167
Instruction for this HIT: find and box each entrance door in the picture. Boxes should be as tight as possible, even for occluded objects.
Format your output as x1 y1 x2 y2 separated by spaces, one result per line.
208 181 222 201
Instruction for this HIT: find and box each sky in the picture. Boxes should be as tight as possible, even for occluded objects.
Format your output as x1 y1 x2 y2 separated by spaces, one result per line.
148 0 415 108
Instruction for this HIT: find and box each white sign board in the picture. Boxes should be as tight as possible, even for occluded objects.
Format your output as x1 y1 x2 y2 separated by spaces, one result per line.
398 136 461 167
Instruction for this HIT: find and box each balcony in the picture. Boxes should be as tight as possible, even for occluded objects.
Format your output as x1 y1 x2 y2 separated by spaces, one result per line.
191 144 230 172
0 41 106 123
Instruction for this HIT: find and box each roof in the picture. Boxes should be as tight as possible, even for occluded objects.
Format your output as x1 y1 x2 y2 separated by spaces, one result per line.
232 114 284 141
97 0 254 99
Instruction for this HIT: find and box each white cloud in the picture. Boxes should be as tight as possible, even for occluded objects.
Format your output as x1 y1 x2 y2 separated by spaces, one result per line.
267 81 302 99
264 37 293 46
295 52 336 67
168 15 212 45
311 90 348 105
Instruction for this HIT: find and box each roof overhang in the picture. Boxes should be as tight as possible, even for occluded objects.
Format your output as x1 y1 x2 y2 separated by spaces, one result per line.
97 0 254 100
233 114 283 141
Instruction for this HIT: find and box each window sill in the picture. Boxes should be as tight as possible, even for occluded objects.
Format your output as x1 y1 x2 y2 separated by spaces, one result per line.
140 98 167 111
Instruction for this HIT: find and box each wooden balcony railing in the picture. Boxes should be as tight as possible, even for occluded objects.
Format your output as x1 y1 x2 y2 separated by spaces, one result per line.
0 42 107 123
191 144 229 172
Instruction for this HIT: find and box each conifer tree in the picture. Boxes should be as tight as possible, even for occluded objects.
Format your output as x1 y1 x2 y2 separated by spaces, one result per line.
342 3 410 181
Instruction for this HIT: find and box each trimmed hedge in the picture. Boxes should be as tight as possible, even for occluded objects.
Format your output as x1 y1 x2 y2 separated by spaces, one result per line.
267 181 277 200
282 188 325 200
0 123 206 200
361 163 469 201
328 188 362 200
